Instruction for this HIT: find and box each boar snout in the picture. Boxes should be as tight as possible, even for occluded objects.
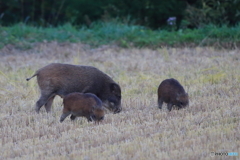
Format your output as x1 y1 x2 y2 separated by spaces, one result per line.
103 100 121 114
113 105 122 114
109 101 122 114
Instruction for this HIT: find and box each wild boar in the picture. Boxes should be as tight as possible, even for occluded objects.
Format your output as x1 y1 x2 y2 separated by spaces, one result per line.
60 92 104 123
158 78 189 111
26 63 121 114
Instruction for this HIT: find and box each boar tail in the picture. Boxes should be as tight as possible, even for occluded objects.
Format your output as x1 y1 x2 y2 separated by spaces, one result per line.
26 73 37 81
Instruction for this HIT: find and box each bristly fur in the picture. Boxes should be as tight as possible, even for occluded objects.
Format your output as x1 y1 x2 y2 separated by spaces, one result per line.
158 78 189 111
26 63 122 114
60 92 105 123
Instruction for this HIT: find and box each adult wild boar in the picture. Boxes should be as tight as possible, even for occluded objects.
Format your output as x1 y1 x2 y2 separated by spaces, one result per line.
26 63 122 114
158 78 189 111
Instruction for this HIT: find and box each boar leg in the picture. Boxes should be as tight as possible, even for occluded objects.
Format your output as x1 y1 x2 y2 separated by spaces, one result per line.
167 103 173 111
158 98 163 109
44 95 55 113
87 116 93 122
60 112 71 122
70 115 77 121
36 93 54 113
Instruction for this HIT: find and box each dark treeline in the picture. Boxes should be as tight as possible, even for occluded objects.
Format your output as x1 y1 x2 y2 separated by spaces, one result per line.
0 0 240 29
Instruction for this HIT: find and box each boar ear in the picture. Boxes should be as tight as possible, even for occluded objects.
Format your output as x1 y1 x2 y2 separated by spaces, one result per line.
110 83 120 93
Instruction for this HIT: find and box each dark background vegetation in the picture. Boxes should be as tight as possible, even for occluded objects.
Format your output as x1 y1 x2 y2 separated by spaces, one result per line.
1 0 240 29
0 0 240 49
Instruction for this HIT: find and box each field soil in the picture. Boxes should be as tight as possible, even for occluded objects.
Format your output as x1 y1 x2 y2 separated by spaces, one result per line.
0 42 239 160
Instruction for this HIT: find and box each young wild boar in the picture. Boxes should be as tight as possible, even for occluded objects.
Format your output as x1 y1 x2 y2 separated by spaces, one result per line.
60 92 104 123
26 63 121 114
158 78 189 111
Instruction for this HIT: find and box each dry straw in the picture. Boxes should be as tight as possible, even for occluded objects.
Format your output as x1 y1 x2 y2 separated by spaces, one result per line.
0 43 239 160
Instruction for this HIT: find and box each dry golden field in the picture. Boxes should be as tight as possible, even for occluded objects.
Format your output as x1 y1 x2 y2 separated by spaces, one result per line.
0 43 239 160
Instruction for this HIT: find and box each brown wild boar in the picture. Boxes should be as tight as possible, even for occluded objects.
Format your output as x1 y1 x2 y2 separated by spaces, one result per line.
26 63 121 114
60 92 104 123
158 78 189 111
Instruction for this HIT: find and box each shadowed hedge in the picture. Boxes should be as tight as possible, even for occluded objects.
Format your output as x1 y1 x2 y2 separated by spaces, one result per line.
1 0 239 29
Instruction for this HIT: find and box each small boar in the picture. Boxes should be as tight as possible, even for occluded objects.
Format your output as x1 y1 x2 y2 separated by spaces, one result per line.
60 92 104 123
158 78 189 111
26 63 121 114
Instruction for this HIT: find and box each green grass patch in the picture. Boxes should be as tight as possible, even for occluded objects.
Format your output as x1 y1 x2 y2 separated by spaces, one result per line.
0 22 240 49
